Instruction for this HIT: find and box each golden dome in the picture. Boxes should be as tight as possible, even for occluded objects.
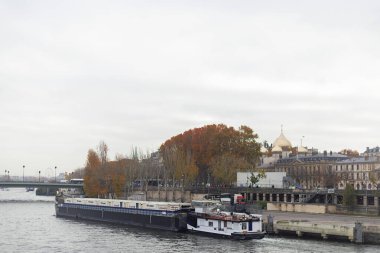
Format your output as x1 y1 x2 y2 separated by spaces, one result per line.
272 145 282 153
273 132 292 148
297 146 307 153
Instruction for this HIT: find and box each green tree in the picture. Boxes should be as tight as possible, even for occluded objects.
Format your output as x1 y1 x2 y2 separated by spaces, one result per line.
249 169 266 187
343 184 355 208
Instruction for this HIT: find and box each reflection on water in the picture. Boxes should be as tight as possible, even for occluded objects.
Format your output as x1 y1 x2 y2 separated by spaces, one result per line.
0 188 377 253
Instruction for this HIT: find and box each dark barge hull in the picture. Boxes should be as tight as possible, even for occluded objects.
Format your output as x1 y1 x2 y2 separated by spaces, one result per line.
55 203 188 232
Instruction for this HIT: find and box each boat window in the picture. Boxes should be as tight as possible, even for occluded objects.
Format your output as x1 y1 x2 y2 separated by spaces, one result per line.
242 222 247 230
208 222 213 227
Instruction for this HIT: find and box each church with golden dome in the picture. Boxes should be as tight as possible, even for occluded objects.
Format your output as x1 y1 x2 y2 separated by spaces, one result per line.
260 127 309 165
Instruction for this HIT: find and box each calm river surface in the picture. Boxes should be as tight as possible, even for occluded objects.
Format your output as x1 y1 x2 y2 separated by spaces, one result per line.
0 188 377 253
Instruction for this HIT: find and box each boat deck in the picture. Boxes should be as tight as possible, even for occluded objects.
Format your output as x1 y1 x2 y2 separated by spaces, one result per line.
191 212 260 222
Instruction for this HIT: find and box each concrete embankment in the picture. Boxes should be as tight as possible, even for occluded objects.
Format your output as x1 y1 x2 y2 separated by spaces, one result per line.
263 213 380 245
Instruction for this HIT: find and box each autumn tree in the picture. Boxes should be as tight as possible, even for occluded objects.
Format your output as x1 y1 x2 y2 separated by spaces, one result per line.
210 154 249 185
83 141 111 198
339 149 359 158
172 147 198 187
139 150 153 192
83 149 102 197
107 154 128 198
160 124 261 187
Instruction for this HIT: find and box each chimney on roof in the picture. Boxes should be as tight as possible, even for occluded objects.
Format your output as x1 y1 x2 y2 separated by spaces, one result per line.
330 151 332 156
323 150 327 156
366 147 370 152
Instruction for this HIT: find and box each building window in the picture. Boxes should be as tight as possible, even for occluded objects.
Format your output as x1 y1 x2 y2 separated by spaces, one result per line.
209 222 213 227
242 222 247 230
368 196 375 205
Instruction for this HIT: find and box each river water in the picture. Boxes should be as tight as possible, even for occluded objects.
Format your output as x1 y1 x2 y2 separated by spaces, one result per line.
0 188 377 253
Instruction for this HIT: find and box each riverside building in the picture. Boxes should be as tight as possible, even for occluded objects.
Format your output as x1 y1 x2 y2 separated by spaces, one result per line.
259 129 349 189
259 130 380 190
335 153 380 190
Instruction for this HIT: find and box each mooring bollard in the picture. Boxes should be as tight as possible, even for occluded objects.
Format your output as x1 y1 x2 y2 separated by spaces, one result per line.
354 222 363 244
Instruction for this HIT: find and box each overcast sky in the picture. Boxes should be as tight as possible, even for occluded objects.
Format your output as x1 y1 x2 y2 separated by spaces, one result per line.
1 0 380 177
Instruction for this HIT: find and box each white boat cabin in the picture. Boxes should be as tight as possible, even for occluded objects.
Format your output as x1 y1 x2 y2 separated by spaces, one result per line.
187 200 263 238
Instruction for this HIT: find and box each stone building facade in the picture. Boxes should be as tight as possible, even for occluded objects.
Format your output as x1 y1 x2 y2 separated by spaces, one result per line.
271 153 347 189
335 156 380 190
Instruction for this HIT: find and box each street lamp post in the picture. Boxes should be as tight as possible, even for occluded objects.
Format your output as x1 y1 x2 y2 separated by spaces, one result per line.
55 166 57 182
181 174 185 202
23 165 25 182
38 170 41 182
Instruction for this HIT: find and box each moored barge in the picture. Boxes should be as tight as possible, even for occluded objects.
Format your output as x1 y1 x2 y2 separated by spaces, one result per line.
55 194 192 232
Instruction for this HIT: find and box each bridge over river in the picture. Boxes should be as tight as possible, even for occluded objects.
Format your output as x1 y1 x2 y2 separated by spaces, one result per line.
0 181 83 189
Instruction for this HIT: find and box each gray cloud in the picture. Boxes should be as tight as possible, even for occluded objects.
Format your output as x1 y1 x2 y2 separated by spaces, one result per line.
1 0 380 176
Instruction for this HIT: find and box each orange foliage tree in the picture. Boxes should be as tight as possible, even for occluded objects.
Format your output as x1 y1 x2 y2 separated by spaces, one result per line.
83 149 102 197
84 142 129 198
107 156 127 198
339 149 359 158
159 124 261 186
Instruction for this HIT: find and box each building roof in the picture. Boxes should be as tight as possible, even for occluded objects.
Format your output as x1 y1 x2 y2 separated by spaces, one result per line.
363 146 380 154
336 156 380 164
276 153 347 164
